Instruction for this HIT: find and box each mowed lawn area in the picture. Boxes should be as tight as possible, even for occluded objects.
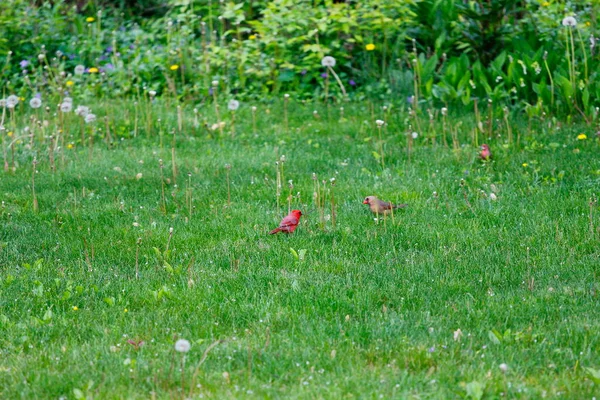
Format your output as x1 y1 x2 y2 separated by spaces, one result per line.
1 103 599 398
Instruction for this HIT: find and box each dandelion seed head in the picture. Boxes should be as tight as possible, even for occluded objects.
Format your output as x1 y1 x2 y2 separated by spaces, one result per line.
174 339 191 353
562 16 577 27
74 65 85 75
60 102 73 113
84 113 97 124
375 120 385 127
29 98 42 109
321 56 336 67
228 99 240 111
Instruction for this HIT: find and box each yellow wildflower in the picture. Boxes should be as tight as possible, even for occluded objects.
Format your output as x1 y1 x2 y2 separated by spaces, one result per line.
72 306 79 311
249 34 257 40
365 44 375 51
86 17 95 23
522 163 528 167
7 131 13 137
67 143 74 149
577 133 587 140
542 2 549 6
170 64 179 71
66 80 74 87
88 67 99 73
585 21 591 27
124 308 128 313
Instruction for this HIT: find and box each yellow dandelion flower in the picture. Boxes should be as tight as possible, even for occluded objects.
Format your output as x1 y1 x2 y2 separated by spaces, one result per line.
88 67 99 73
577 133 587 140
522 163 528 167
365 44 376 51
86 17 95 23
170 64 179 71
72 306 79 311
585 21 591 27
66 80 74 87
124 308 128 313
249 34 257 40
541 1 550 6
67 143 74 149
7 131 13 137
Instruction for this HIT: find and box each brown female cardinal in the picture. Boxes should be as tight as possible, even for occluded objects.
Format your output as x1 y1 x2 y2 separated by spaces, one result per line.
363 196 407 215
269 210 303 234
480 144 492 160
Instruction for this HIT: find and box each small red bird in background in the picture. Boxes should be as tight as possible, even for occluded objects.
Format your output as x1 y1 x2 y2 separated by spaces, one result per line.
363 196 407 215
480 144 492 160
269 209 303 234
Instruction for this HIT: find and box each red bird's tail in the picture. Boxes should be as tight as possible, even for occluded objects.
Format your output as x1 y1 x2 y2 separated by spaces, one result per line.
269 228 282 235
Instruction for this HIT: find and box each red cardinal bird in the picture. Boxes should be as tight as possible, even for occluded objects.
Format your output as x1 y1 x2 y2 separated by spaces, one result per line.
269 210 303 234
480 144 492 160
363 196 407 215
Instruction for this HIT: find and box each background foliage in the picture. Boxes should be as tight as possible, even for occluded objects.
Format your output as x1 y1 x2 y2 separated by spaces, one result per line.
0 0 599 118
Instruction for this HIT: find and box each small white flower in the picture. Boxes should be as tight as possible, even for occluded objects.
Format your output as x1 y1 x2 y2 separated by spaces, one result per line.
84 113 97 124
284 93 290 99
562 16 577 27
441 107 448 116
38 53 45 61
211 80 219 87
148 90 157 97
228 99 240 111
321 56 336 67
60 102 73 113
74 65 85 75
411 132 419 139
375 120 385 127
499 363 509 372
29 98 42 109
251 106 257 112
490 193 497 201
175 339 191 353
75 105 90 117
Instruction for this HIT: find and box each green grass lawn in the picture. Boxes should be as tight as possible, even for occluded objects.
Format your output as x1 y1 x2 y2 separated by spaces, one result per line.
1 102 599 399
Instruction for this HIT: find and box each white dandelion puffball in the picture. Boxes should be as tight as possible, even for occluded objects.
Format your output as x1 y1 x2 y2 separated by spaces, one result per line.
148 90 157 97
63 97 73 104
490 193 498 201
228 99 240 111
441 107 448 116
499 363 509 372
84 113 97 124
375 120 385 127
74 65 85 75
175 339 191 353
211 80 219 87
60 102 73 113
29 98 42 109
6 95 19 108
412 132 419 139
75 105 90 117
562 16 577 27
321 56 336 67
